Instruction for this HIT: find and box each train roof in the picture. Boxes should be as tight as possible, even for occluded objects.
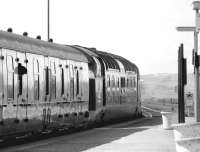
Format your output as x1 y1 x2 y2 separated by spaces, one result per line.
69 45 139 75
109 52 140 76
73 46 98 57
108 53 138 72
69 45 97 72
70 45 98 63
86 48 120 70
86 48 139 73
0 30 88 62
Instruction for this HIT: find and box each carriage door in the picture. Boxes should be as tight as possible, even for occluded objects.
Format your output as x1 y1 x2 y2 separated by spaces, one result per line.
16 52 28 121
89 79 96 111
43 56 51 129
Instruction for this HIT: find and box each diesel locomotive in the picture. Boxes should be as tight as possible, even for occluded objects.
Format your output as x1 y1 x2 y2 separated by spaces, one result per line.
0 29 141 140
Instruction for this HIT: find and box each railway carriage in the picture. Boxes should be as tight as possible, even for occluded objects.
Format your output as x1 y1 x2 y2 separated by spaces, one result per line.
73 46 141 122
0 29 141 140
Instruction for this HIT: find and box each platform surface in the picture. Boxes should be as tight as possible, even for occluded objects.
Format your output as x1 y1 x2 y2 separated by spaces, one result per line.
1 116 176 152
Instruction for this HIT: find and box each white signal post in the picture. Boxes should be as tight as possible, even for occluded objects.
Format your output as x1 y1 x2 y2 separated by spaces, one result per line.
177 1 200 122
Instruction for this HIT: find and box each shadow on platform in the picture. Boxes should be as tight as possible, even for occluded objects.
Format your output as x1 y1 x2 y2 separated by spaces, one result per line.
12 117 164 152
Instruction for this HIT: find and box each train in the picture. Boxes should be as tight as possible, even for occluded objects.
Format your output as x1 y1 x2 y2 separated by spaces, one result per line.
0 29 141 140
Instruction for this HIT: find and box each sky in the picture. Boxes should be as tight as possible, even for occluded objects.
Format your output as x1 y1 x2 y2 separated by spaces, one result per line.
0 0 197 75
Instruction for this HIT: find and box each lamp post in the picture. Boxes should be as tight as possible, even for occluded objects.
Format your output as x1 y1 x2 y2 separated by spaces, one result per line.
47 0 50 41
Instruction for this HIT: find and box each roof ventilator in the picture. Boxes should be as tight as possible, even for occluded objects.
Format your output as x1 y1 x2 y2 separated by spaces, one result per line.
48 38 53 42
7 28 13 32
23 32 28 37
36 35 41 40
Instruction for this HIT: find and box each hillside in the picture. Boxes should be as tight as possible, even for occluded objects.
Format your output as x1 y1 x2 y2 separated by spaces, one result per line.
141 73 194 100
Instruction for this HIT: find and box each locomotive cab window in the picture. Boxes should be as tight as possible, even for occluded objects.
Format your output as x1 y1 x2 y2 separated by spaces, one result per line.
7 56 14 100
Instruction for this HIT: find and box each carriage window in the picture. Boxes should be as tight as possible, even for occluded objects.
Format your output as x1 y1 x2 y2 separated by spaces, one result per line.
34 59 39 73
50 62 56 100
45 67 49 95
7 56 14 99
33 59 40 100
133 78 136 88
130 79 132 88
70 65 74 100
112 76 115 88
61 68 64 95
7 56 14 72
18 64 23 95
76 70 79 96
79 68 83 95
107 75 110 87
132 78 134 88
121 77 125 88
14 63 27 96
51 62 56 75
70 77 74 99
117 78 120 88
128 78 132 88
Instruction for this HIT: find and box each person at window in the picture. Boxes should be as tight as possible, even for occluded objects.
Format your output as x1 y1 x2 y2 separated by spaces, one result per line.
14 63 27 96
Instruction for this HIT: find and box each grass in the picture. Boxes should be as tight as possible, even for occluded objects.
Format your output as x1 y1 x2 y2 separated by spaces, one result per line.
142 99 178 112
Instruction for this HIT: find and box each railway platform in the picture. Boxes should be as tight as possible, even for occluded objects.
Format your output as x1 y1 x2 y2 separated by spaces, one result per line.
0 110 178 152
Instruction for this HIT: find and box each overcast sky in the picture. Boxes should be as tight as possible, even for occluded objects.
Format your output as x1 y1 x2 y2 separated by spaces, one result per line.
0 0 197 75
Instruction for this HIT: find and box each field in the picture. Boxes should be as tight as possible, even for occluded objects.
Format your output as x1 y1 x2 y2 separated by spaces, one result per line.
141 73 194 100
141 73 194 115
142 98 178 112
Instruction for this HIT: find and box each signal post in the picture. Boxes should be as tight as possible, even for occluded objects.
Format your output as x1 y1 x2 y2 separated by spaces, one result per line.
177 1 200 122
